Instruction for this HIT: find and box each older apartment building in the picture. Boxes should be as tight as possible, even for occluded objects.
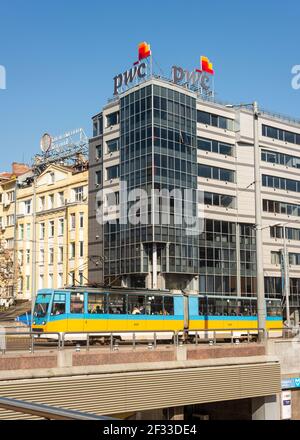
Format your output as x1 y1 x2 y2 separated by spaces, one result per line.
0 163 30 301
15 163 89 300
88 76 300 320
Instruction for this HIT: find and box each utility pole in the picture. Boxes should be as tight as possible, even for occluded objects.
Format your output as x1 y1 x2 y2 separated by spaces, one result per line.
31 175 37 318
283 225 291 327
253 101 266 340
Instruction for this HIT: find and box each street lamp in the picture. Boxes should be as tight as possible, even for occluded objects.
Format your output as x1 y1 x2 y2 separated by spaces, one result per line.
226 102 266 340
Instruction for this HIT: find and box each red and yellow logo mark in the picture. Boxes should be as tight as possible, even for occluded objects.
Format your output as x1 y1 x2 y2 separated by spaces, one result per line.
200 56 214 75
138 42 151 61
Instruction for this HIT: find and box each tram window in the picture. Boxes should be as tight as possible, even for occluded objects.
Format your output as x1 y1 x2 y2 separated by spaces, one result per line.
108 294 126 314
88 294 107 314
51 294 66 316
198 298 206 315
145 295 163 315
128 295 146 314
207 299 216 316
241 300 257 316
33 294 51 318
224 299 238 316
267 300 281 317
70 293 84 314
163 297 174 315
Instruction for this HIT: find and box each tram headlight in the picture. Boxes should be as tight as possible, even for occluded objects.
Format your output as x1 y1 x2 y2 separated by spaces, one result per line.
33 321 36 325
42 321 46 325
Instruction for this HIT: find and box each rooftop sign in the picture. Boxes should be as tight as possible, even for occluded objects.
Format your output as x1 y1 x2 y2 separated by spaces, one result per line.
113 43 214 98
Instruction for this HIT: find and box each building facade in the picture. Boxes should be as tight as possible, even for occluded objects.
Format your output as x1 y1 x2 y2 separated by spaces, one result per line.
16 163 89 300
0 163 30 302
88 76 300 320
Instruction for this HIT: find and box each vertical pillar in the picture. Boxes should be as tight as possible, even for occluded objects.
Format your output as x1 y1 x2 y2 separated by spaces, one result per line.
253 101 266 339
251 395 280 420
152 243 157 289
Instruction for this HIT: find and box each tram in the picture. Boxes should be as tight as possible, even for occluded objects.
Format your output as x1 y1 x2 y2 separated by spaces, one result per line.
31 287 283 340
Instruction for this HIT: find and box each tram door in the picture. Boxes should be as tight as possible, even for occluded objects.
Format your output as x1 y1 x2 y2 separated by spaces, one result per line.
67 292 85 332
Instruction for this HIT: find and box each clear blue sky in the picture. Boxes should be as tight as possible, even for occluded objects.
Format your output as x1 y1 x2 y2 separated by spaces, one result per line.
0 0 299 170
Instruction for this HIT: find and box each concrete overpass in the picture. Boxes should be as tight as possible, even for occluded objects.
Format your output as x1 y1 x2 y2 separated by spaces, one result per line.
0 344 281 420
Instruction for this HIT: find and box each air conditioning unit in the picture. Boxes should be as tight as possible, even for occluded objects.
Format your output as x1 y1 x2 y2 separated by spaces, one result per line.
82 196 87 201
3 201 10 208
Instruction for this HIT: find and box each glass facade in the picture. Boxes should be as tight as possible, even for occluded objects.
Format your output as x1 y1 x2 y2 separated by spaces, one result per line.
104 83 199 278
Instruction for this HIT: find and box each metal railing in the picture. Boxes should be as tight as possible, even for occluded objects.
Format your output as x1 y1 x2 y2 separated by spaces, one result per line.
0 326 290 354
0 331 61 354
0 396 116 420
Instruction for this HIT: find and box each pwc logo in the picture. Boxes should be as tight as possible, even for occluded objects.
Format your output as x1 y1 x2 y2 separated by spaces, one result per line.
113 42 151 96
198 56 214 75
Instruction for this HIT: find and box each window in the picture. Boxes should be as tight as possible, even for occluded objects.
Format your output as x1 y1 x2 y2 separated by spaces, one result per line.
263 199 300 217
74 186 84 202
49 172 55 184
198 164 235 183
69 271 75 285
261 150 300 169
19 224 24 240
197 137 233 156
40 223 45 239
6 239 13 249
70 293 84 313
51 293 66 315
107 138 119 153
106 111 119 127
70 213 76 229
107 191 119 207
197 111 234 130
49 194 54 209
79 271 84 285
58 192 64 207
48 273 53 288
106 165 119 180
7 191 14 202
128 295 146 314
271 251 281 265
39 274 44 290
49 220 55 237
262 124 300 145
26 223 31 239
58 246 63 263
201 191 236 208
18 250 23 265
24 199 32 215
108 294 126 314
79 212 84 228
79 241 84 258
88 294 107 314
49 248 54 264
40 249 45 264
39 196 45 211
96 171 102 186
70 242 75 259
58 218 64 235
262 174 300 193
96 145 102 159
7 215 15 226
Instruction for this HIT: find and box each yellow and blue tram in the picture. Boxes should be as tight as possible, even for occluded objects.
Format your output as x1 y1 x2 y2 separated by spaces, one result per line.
31 287 283 340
